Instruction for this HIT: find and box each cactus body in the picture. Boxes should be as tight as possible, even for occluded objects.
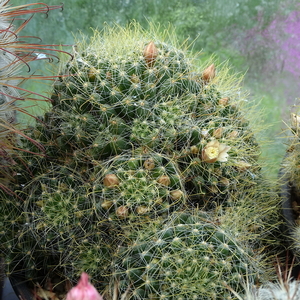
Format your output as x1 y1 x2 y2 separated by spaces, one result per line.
96 152 187 221
280 113 300 260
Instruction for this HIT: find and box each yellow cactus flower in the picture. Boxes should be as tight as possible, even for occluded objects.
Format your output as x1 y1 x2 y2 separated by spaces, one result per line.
202 140 231 163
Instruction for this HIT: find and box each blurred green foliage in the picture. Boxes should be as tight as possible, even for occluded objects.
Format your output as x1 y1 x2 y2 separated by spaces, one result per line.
12 0 298 178
13 0 296 61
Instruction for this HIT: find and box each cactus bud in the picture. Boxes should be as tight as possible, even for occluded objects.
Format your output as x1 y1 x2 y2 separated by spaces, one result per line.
66 272 103 300
131 74 140 83
235 161 252 172
101 200 113 210
88 67 100 81
213 127 224 138
228 130 239 139
220 177 230 186
190 145 199 154
202 64 215 82
144 41 158 67
136 205 149 215
144 158 155 170
218 97 229 106
157 175 171 186
291 113 300 130
116 205 129 218
103 174 120 188
170 190 184 201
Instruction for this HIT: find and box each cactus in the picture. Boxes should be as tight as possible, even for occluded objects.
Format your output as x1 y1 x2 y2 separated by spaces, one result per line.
95 151 187 221
241 280 300 300
280 112 300 259
109 211 265 300
0 165 118 283
0 1 69 186
0 0 73 280
0 22 280 295
23 22 262 207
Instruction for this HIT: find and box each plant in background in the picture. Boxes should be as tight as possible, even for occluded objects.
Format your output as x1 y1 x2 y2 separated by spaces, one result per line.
243 281 300 300
0 1 70 189
0 21 280 297
279 110 300 262
234 3 300 112
0 0 71 287
231 257 300 300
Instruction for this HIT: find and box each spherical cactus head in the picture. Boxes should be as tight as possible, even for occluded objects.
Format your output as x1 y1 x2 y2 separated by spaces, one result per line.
111 210 264 299
94 151 187 222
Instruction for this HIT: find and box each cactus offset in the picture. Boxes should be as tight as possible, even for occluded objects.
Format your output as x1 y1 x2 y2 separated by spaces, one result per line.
95 152 187 221
110 211 265 300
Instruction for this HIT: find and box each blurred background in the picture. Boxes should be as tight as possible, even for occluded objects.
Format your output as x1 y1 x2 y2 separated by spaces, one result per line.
11 0 300 178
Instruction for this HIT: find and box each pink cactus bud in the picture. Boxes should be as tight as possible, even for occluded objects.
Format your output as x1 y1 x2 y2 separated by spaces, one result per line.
202 64 215 82
144 41 158 67
66 272 103 300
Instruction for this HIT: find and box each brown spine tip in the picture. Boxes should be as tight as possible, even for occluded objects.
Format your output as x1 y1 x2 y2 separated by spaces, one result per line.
202 64 215 82
144 41 158 67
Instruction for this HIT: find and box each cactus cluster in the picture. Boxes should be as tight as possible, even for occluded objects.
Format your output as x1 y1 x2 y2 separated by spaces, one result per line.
0 22 280 297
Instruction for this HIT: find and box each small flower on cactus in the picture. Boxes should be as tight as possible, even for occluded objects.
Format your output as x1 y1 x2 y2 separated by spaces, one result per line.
202 140 231 163
66 272 103 300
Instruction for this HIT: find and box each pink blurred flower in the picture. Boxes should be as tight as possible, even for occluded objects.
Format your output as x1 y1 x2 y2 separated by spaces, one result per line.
66 272 103 300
